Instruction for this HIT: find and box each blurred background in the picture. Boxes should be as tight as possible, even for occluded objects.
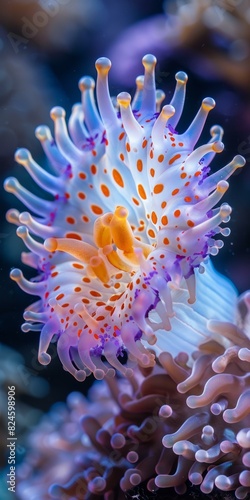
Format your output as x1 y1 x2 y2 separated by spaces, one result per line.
0 0 249 479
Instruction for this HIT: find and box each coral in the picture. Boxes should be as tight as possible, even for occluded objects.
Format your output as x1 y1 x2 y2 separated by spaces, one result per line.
4 54 245 381
108 0 250 91
16 288 250 498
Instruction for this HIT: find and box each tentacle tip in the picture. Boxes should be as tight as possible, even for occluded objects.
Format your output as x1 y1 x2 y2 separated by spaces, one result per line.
75 370 87 382
175 70 188 83
50 106 66 120
19 211 31 224
217 180 229 193
220 203 232 219
95 57 111 75
210 124 224 137
162 104 175 118
202 97 216 110
142 54 157 69
15 148 31 164
6 209 20 224
35 125 50 141
94 369 105 380
117 92 132 108
233 155 246 168
212 140 224 153
78 76 95 91
10 268 22 281
38 352 51 365
16 225 28 239
135 75 144 89
4 177 19 193
44 238 58 252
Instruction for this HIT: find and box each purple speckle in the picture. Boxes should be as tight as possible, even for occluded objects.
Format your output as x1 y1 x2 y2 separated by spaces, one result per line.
167 123 178 135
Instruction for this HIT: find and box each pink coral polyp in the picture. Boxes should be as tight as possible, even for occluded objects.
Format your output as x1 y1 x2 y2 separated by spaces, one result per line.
4 54 245 380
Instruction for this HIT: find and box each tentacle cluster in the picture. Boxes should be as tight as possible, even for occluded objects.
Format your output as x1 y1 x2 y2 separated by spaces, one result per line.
4 54 245 379
16 293 250 499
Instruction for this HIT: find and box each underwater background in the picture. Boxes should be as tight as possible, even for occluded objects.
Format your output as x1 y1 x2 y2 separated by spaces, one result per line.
0 1 250 498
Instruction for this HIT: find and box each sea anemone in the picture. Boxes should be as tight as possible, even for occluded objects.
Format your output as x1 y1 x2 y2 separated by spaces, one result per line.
4 54 246 381
5 54 245 380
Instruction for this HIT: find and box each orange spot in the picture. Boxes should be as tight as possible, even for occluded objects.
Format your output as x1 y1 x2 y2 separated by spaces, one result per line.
74 287 81 292
82 299 90 306
195 171 201 177
92 150 97 157
184 196 192 203
78 192 86 200
56 293 64 300
119 132 125 140
77 329 82 337
91 205 103 215
138 184 147 200
120 153 125 161
161 215 168 226
96 315 105 321
150 168 155 177
101 184 110 197
82 277 91 283
170 137 175 142
66 233 82 240
184 181 190 187
150 150 154 159
62 303 69 308
151 211 158 224
160 254 165 259
126 143 131 152
73 263 84 269
65 192 70 199
172 188 179 196
51 271 58 278
79 172 86 180
161 201 167 209
66 217 75 224
132 197 140 206
174 210 181 218
82 216 89 223
163 237 169 245
53 285 60 291
91 164 97 175
180 172 187 179
112 169 124 187
90 290 102 297
148 229 156 238
169 153 181 165
187 220 195 227
45 291 49 299
110 292 124 301
153 184 164 194
178 142 184 146
158 154 164 163
137 159 143 172
142 139 147 148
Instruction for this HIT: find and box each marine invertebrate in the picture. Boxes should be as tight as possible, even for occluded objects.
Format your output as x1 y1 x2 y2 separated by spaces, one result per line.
4 54 245 381
16 287 250 498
